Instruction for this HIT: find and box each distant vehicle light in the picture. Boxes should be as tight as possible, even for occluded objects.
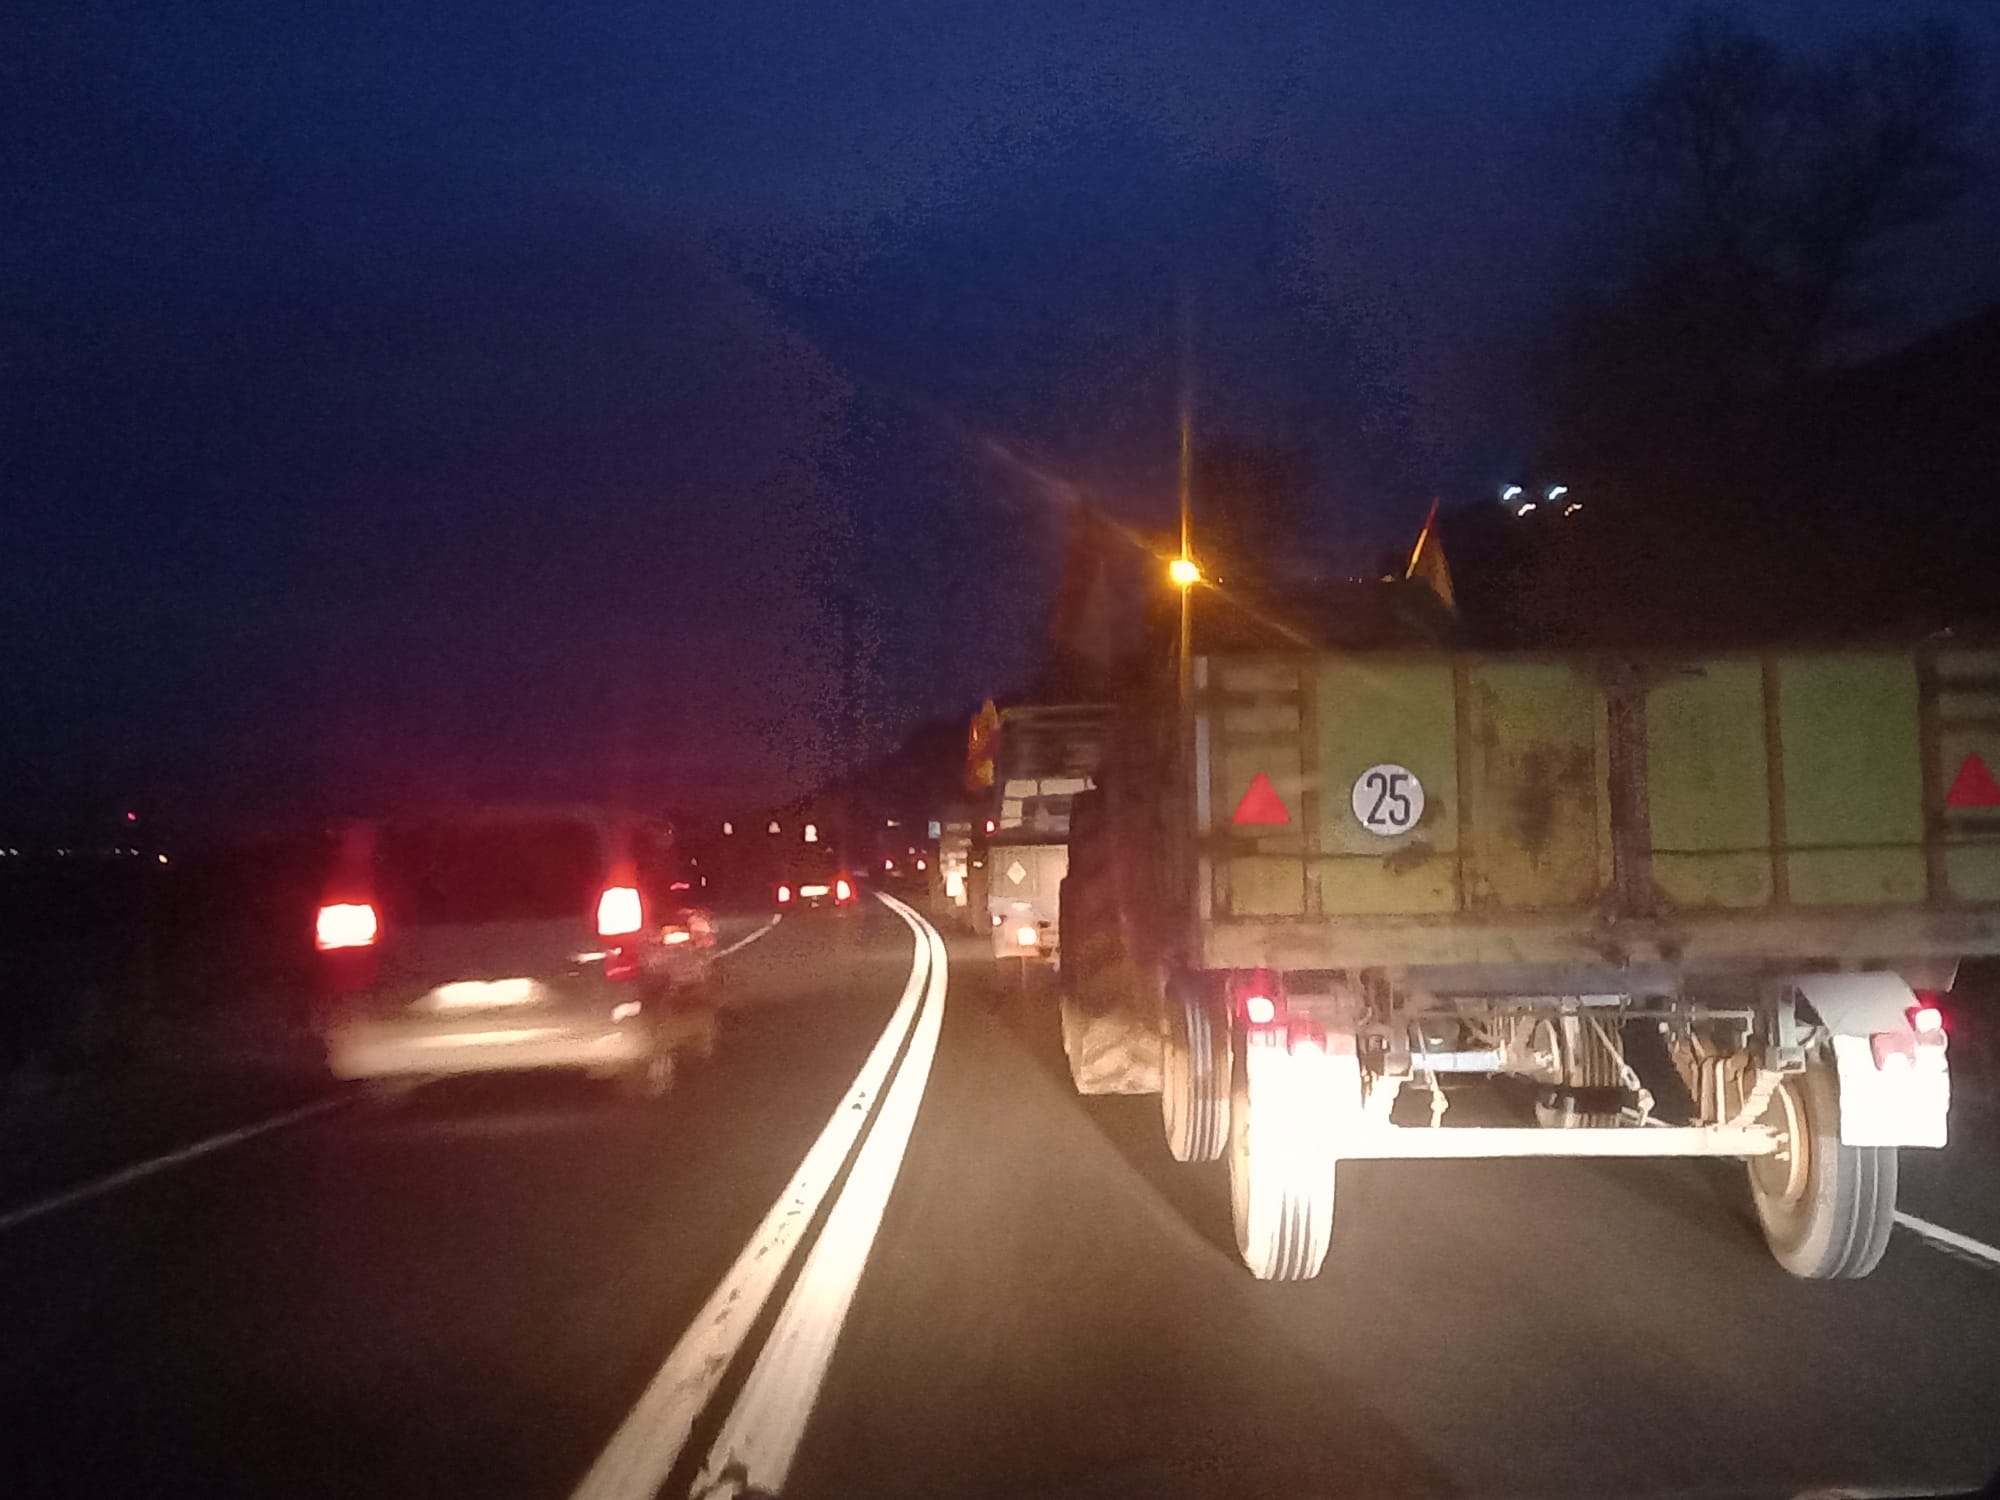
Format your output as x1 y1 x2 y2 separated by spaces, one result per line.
1546 484 1569 501
316 902 379 951
836 878 853 902
663 929 693 945
801 884 831 898
1501 484 1524 502
768 821 781 835
777 884 793 903
1516 502 1536 517
1015 925 1038 948
984 819 996 834
915 858 926 871
670 879 691 892
722 821 733 836
804 823 818 843
1243 993 1278 1026
596 885 643 937
611 1000 643 1022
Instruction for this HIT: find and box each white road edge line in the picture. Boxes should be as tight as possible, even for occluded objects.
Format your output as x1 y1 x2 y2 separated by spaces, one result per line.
694 894 948 1497
568 895 932 1500
715 915 782 960
0 1095 347 1235
1894 1211 2000 1269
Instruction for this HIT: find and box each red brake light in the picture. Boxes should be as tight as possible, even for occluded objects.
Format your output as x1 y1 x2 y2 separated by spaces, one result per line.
777 884 792 904
1227 967 1287 1027
316 902 378 951
836 877 853 902
1909 1004 1945 1036
597 885 643 937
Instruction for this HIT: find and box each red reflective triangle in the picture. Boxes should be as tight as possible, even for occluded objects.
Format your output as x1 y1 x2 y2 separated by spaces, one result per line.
1946 753 2000 809
1232 772 1292 826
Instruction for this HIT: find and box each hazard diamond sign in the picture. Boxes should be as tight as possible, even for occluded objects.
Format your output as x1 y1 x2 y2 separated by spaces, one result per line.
1232 772 1291 826
1946 752 2000 809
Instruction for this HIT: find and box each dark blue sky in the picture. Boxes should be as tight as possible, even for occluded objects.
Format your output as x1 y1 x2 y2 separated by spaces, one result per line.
7 1 1997 825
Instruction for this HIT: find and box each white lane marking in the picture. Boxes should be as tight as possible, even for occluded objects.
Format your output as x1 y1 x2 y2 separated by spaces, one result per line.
0 1095 347 1235
715 916 782 960
569 900 930 1500
695 896 947 1496
1895 1211 2000 1270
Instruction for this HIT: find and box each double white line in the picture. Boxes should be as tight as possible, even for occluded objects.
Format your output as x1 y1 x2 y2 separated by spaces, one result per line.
571 892 949 1500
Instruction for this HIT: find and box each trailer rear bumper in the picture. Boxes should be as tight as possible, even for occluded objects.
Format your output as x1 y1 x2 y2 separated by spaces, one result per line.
1201 908 2000 980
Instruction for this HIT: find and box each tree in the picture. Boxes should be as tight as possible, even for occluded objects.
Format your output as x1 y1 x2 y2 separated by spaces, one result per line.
1530 11 1973 644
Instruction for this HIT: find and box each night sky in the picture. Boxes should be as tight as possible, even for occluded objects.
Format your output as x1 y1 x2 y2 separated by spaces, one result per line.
8 1 1998 828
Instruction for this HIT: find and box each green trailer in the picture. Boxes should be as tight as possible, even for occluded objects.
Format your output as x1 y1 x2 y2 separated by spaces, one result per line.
1058 645 2000 1280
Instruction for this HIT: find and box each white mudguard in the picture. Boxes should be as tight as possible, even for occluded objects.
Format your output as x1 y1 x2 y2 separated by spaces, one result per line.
1793 973 1949 1149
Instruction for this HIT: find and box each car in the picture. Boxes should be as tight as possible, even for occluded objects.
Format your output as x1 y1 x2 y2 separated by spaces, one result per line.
773 854 861 913
312 805 716 1099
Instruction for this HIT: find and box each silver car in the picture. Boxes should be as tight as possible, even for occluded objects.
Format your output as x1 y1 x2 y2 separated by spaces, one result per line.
313 806 716 1099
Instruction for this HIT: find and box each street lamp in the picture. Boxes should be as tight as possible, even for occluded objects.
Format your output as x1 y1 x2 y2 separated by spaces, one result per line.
1168 555 1201 589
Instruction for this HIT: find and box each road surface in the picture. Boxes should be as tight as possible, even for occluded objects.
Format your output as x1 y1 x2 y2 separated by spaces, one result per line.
3 898 1997 1498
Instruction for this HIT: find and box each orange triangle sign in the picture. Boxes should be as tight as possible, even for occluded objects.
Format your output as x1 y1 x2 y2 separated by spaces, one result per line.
1946 753 2000 809
1232 772 1292 826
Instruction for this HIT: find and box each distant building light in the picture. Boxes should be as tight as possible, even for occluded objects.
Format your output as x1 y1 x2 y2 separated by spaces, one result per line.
1501 484 1524 502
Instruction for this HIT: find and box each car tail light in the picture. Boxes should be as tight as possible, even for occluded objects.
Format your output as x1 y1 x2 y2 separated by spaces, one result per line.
1228 967 1286 1028
663 929 693 946
777 884 792 904
597 885 643 937
315 902 379 951
1015 924 1038 948
836 878 853 902
1909 1001 1946 1036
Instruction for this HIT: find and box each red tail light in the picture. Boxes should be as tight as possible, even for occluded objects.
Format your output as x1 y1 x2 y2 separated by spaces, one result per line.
777 884 792 904
597 885 643 937
1227 967 1286 1028
835 877 853 902
315 902 379 951
1909 1002 1946 1036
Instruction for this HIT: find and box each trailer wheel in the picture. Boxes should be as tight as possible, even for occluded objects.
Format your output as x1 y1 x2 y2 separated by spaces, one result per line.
1229 1028 1341 1280
1532 1014 1625 1129
1749 1057 1897 1280
1161 977 1229 1162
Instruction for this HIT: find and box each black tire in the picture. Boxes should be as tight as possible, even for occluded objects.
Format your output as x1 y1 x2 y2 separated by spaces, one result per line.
617 1035 676 1103
1161 976 1229 1162
1533 1013 1625 1129
1749 1057 1898 1280
1229 1026 1340 1280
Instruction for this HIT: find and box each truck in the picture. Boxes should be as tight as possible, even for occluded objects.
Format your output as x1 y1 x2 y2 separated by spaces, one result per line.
1058 643 2000 1280
978 704 1109 963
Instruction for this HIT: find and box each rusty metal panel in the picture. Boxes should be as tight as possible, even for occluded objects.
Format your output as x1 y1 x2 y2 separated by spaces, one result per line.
1646 660 1774 909
1313 658 1457 914
1780 654 1926 905
1933 649 2000 903
1225 855 1307 916
1459 661 1605 911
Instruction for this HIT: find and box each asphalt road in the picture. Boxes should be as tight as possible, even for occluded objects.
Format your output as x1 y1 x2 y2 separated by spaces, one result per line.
4 899 1998 1499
